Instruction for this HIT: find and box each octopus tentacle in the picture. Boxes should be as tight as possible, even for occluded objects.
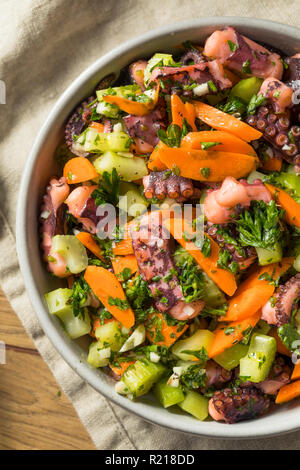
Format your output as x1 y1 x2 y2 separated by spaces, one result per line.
256 356 291 395
130 212 205 319
262 274 300 326
143 171 201 202
203 361 232 389
246 105 300 167
180 48 205 65
208 386 270 424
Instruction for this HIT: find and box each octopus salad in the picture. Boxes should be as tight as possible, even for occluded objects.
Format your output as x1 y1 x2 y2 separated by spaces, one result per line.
42 27 300 424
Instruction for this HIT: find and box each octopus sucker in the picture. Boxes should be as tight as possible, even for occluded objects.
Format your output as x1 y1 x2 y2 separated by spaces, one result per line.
130 212 205 320
208 386 270 424
143 171 201 202
246 105 300 166
262 274 300 327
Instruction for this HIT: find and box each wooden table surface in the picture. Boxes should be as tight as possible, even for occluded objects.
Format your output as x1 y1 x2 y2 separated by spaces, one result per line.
0 288 95 450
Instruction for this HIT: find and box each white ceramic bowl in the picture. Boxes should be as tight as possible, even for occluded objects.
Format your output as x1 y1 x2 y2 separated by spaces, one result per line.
16 17 300 439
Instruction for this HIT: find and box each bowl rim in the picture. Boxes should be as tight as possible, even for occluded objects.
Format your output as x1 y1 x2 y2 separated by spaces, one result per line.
16 16 300 440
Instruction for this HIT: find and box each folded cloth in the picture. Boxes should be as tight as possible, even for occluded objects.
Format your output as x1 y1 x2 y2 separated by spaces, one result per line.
1 0 300 450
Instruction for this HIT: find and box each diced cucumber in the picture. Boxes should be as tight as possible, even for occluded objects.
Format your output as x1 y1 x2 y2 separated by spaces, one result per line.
45 288 91 339
154 379 185 408
118 182 149 217
51 235 88 274
95 320 125 352
96 100 120 118
172 329 215 362
230 77 263 104
45 288 73 316
121 359 166 397
247 170 265 184
256 242 282 266
144 53 176 84
239 333 276 383
214 343 249 370
93 151 148 182
177 391 209 421
78 128 131 153
87 341 111 368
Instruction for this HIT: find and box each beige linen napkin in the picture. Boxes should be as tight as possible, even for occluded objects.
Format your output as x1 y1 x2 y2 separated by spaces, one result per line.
1 0 300 450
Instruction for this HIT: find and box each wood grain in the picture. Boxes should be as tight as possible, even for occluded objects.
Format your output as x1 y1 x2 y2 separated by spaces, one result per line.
0 288 95 450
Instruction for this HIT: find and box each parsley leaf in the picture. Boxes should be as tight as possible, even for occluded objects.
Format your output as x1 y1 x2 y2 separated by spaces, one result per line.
92 168 120 206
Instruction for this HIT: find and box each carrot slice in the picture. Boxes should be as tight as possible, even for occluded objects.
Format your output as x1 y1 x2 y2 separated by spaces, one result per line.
76 232 105 261
147 144 167 171
103 86 159 116
208 310 261 358
292 362 300 380
275 379 300 404
181 130 257 157
171 94 197 131
221 259 294 322
157 146 256 182
269 328 291 357
193 101 262 142
261 157 282 172
84 266 135 329
89 122 104 132
265 183 300 229
112 221 136 256
109 361 135 377
112 254 138 277
145 313 188 347
63 157 98 184
163 216 237 296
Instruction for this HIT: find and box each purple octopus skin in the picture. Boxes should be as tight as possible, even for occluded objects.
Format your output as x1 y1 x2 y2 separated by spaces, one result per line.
284 55 300 90
40 177 70 261
130 212 205 319
206 223 257 269
123 105 167 148
227 31 270 76
180 48 205 65
65 74 115 156
274 274 300 326
209 386 270 424
149 61 231 95
246 105 300 166
241 356 291 396
262 274 300 327
204 361 233 389
143 171 201 202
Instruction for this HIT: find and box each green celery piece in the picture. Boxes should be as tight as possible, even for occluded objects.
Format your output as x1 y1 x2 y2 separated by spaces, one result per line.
172 329 214 362
254 320 271 336
79 128 131 153
274 173 300 201
118 182 149 218
93 151 148 182
294 254 300 272
230 77 263 104
239 333 276 383
122 359 166 397
154 380 185 408
178 391 209 421
214 343 249 370
45 288 91 339
94 321 125 352
87 341 110 368
202 273 226 307
256 242 282 266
